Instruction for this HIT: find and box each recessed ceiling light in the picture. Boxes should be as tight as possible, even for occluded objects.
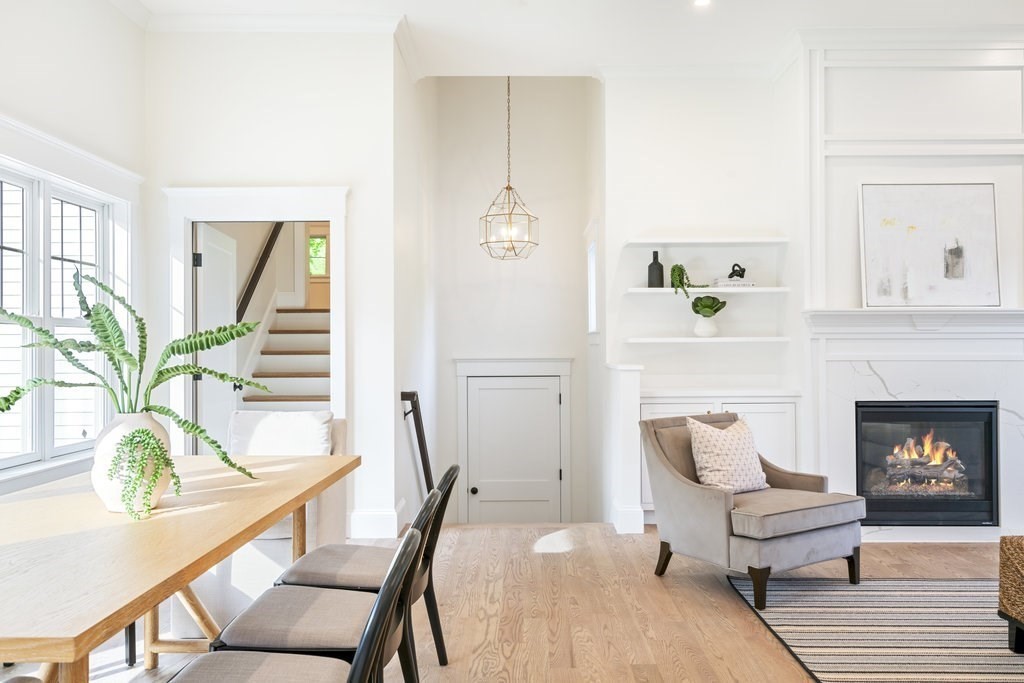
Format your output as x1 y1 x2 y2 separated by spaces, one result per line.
694 0 711 6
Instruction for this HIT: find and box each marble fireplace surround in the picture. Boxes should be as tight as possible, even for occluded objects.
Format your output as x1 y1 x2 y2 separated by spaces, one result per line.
805 310 1024 542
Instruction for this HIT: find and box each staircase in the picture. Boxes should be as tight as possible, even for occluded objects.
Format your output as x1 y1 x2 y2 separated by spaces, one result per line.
244 307 331 410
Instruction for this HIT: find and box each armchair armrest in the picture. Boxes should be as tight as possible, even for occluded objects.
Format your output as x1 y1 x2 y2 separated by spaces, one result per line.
759 456 828 492
643 437 734 568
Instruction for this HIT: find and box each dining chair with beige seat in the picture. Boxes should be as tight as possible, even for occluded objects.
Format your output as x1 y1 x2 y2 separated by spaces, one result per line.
277 464 460 667
171 527 422 683
209 489 442 683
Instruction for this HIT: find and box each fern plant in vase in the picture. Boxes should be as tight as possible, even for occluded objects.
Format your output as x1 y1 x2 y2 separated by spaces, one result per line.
0 271 268 519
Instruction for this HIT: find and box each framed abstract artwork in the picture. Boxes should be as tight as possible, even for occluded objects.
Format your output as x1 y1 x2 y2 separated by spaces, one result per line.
859 183 1000 307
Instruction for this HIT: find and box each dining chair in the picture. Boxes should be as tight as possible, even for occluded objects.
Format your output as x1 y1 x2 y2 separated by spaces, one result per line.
209 489 442 683
277 464 459 666
171 528 422 683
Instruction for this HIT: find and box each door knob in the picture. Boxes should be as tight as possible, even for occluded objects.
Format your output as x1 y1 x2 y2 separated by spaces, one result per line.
470 486 479 495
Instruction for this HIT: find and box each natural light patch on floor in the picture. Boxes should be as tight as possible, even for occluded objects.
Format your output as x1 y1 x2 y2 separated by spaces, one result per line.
532 528 575 554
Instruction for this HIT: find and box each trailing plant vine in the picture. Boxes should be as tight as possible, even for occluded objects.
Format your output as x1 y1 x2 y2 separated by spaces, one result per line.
670 264 708 299
110 428 182 520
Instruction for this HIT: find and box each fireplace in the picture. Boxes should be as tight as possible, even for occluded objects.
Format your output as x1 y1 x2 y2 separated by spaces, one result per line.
856 401 998 526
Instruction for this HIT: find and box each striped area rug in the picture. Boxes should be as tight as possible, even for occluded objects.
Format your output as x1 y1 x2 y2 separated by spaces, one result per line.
728 577 1024 682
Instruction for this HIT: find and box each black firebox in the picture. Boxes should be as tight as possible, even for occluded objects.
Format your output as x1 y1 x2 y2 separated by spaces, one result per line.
855 401 998 526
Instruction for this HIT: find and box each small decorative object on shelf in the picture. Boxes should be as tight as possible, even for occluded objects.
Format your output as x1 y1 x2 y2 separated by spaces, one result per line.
729 263 747 279
691 295 727 337
648 251 664 288
670 264 708 299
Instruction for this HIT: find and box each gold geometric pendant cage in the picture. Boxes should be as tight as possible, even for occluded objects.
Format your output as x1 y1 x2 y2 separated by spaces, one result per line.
479 184 539 260
479 76 539 260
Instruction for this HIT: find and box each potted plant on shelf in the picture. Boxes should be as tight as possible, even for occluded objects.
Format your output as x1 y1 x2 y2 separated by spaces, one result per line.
0 272 268 519
670 264 707 299
691 295 727 338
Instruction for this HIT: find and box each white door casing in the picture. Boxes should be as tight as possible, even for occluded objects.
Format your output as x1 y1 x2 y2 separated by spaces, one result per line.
456 359 572 524
194 223 237 454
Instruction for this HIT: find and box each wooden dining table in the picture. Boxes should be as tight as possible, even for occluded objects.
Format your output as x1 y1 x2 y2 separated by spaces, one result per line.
0 454 360 682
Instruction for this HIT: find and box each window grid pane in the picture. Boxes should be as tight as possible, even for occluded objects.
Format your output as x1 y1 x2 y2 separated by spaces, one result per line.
53 326 99 449
0 324 30 463
308 236 328 276
50 198 97 318
0 181 25 314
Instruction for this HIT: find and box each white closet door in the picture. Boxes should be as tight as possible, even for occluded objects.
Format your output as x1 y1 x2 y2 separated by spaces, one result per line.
467 376 561 523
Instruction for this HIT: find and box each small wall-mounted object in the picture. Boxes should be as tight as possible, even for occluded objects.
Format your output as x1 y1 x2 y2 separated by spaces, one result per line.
648 251 664 288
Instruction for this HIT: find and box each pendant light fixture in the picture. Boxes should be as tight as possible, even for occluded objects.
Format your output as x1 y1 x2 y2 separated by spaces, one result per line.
479 76 539 260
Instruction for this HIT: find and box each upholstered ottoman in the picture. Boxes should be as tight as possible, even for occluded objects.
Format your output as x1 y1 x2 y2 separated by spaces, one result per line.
999 536 1024 653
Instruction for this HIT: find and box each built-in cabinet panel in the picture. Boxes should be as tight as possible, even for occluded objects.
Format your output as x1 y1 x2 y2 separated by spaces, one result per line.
639 396 797 510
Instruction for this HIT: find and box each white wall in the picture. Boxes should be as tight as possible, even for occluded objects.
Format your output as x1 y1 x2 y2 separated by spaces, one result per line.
603 72 793 381
0 0 145 173
393 49 438 526
144 31 400 537
432 77 593 522
204 222 274 299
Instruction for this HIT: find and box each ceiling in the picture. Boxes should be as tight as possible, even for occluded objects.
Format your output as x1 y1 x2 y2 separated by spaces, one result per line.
117 0 1024 75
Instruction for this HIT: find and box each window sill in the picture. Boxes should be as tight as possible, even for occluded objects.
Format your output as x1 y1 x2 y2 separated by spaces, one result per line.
0 451 93 496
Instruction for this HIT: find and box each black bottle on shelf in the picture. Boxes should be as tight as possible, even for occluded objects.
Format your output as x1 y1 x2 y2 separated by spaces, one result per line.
648 250 664 288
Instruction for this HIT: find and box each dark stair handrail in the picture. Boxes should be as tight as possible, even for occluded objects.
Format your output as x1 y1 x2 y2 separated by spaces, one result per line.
237 221 284 322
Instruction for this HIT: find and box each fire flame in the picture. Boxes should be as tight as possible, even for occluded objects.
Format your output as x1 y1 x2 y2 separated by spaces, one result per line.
890 428 957 465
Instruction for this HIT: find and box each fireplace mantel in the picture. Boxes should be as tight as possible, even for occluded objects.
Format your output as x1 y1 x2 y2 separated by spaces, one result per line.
804 309 1024 336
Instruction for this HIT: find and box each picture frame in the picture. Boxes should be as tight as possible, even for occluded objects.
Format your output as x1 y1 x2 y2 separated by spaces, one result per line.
859 183 1000 308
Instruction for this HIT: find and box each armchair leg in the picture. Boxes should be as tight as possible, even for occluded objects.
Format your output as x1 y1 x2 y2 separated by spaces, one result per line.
654 541 672 576
747 566 771 610
846 547 861 585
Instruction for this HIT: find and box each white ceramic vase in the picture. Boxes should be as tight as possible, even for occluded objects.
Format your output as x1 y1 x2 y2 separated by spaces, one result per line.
693 315 719 338
90 412 172 515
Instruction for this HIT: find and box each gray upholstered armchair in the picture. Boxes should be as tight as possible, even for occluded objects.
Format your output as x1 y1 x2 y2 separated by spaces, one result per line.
639 412 866 609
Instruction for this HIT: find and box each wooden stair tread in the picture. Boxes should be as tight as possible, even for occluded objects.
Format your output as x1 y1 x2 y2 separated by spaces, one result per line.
252 371 330 378
268 329 329 334
261 349 329 355
243 395 330 403
277 308 330 313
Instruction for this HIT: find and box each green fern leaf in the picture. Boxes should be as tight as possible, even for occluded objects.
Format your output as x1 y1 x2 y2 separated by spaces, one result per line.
0 378 103 412
144 404 255 479
72 270 93 318
153 322 259 373
87 303 136 370
81 273 147 373
148 364 269 394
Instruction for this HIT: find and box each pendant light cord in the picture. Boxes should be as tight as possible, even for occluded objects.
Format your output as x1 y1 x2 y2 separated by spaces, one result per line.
506 76 512 188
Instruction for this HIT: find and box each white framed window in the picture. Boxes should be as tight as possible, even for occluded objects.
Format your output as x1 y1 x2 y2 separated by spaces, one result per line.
0 168 117 471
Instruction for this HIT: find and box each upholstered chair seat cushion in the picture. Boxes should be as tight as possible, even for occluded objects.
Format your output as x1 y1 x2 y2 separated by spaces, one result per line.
215 585 376 653
279 543 392 590
171 651 350 682
731 488 866 540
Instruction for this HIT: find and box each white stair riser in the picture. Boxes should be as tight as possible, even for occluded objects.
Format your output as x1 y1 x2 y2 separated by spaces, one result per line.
252 376 330 396
274 312 330 330
257 354 330 373
263 333 330 352
241 400 330 411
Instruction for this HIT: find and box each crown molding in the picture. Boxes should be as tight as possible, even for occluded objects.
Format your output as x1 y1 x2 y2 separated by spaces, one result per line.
394 16 423 82
146 12 402 34
106 0 151 29
0 113 144 185
798 26 1024 50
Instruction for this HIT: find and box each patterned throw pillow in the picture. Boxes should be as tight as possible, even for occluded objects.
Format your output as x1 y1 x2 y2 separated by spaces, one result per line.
686 417 768 493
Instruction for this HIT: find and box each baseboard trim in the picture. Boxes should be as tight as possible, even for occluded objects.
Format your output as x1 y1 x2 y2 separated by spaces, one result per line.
349 507 399 539
613 503 646 534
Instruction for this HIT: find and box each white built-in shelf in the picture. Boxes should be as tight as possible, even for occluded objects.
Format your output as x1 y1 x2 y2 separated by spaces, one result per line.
627 286 790 295
626 336 791 344
626 236 789 247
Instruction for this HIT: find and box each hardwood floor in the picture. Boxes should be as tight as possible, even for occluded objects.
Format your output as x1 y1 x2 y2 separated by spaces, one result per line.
0 524 997 682
402 524 997 682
